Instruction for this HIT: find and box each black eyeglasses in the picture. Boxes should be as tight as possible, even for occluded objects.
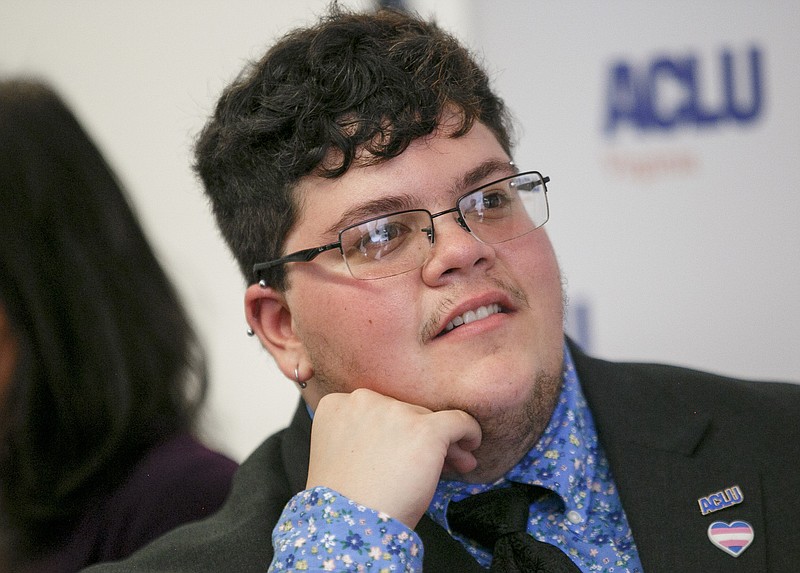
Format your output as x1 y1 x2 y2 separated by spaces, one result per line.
253 170 550 281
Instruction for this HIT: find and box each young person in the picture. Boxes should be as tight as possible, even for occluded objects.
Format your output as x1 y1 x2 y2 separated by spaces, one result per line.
85 7 800 572
0 79 237 572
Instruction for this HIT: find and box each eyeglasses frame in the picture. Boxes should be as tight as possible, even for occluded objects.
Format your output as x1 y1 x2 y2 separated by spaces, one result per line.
252 170 550 280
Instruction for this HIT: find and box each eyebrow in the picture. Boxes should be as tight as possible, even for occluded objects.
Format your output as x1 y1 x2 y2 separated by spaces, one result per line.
326 194 419 235
327 157 516 235
456 158 517 192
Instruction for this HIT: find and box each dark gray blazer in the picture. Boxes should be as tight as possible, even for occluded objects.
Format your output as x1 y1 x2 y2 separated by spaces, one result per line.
85 343 800 572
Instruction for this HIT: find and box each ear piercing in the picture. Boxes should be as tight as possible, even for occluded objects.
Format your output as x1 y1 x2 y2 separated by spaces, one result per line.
294 365 307 389
248 279 267 334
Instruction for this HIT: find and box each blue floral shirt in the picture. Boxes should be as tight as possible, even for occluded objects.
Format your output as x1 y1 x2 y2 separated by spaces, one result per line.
269 344 643 572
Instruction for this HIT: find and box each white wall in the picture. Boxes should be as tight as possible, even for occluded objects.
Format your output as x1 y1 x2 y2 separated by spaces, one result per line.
467 1 800 381
1 0 372 460
2 1 797 461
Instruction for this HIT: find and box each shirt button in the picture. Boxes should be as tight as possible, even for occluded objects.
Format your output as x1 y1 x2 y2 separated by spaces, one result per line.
566 510 583 524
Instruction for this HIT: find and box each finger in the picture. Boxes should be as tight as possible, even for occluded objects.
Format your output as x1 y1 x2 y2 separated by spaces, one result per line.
433 409 482 451
426 409 481 476
443 442 479 475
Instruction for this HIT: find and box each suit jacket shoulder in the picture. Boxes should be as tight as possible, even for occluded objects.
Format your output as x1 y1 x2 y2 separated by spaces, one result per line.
571 343 800 572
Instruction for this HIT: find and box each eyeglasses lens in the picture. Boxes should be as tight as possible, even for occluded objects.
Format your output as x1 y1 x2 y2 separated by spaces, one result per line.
341 172 548 280
460 171 548 245
340 211 433 279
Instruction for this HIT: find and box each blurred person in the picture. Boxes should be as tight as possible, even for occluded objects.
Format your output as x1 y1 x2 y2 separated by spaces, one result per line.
85 5 800 573
0 79 237 573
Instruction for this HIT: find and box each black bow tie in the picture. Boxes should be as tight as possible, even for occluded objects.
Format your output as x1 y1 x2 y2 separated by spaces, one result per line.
447 483 582 573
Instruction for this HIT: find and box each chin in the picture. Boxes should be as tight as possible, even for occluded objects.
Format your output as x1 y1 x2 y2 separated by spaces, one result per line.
462 365 563 480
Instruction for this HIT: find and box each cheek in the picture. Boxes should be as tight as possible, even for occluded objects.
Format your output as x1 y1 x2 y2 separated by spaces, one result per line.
294 286 419 373
504 234 565 344
316 291 405 337
508 233 561 292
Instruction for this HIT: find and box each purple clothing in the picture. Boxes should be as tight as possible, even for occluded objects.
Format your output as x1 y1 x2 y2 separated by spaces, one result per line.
19 433 237 573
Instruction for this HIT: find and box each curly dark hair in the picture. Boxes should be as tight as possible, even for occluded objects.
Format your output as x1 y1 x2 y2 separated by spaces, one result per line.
194 5 514 290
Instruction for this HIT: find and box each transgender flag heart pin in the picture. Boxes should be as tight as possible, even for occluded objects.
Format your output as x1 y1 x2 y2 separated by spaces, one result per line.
707 521 754 557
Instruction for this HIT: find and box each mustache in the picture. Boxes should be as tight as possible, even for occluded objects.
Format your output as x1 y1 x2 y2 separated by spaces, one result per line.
420 276 530 343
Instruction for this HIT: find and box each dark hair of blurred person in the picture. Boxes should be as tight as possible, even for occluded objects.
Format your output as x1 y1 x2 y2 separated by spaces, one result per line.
0 79 237 572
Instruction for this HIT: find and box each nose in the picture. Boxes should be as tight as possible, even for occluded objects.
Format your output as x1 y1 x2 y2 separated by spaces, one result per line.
420 212 496 284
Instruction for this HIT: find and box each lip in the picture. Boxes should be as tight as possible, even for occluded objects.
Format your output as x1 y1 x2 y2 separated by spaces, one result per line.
430 291 516 341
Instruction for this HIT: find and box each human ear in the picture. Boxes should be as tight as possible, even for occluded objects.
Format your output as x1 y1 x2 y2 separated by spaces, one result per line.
244 283 307 382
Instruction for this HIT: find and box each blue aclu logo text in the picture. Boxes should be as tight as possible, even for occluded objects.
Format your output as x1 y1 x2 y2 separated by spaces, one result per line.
605 46 764 134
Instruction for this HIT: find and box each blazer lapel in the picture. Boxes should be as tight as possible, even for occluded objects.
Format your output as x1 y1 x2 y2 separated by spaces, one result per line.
572 344 767 572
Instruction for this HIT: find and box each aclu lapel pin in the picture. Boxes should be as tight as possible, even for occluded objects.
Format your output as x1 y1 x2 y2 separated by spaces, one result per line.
707 521 754 557
697 484 743 515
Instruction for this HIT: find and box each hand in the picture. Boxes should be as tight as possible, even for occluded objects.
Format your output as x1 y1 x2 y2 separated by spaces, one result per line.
306 388 482 528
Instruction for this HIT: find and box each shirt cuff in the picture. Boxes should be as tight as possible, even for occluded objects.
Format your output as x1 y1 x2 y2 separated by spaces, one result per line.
269 486 424 572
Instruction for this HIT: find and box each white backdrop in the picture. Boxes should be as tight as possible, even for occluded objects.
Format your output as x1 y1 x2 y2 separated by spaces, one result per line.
467 1 800 384
2 1 797 461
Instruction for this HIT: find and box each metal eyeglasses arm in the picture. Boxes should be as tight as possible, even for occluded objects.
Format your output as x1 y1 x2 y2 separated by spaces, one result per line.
253 241 341 274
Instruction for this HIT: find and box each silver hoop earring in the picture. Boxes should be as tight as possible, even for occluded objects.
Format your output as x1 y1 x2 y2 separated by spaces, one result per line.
246 327 255 337
294 366 307 389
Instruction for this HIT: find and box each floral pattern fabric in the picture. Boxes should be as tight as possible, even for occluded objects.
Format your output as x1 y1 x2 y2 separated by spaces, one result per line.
429 344 642 572
269 344 643 572
269 488 422 572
